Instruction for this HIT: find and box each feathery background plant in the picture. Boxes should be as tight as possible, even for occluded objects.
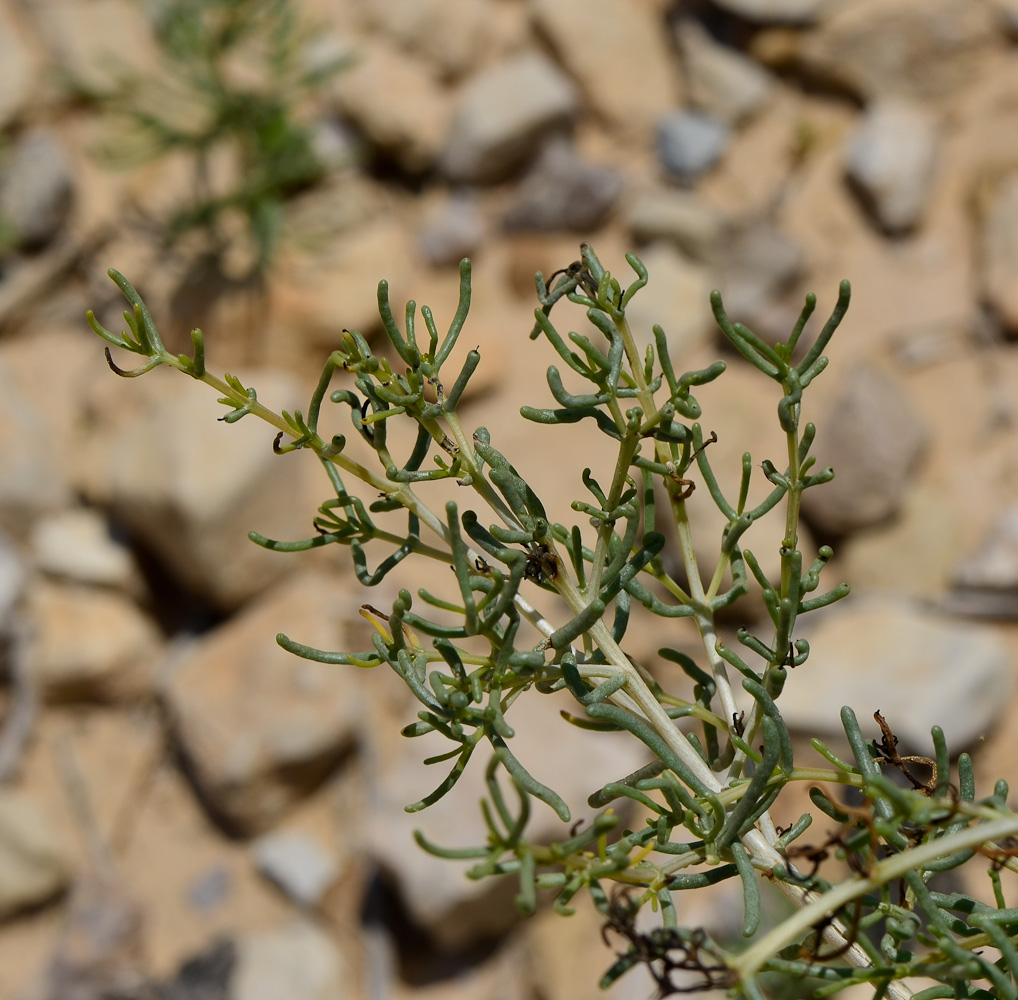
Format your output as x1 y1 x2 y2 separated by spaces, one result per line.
92 0 349 278
89 246 1018 998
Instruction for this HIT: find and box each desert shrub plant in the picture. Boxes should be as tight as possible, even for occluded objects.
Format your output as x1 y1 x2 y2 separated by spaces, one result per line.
89 245 1018 998
94 0 348 276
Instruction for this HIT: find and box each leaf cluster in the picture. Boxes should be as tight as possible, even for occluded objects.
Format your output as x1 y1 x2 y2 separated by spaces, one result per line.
87 247 1018 999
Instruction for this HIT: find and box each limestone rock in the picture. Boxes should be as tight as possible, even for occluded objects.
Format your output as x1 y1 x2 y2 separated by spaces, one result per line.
980 170 1018 336
26 581 161 702
30 508 140 593
657 111 731 183
95 367 317 609
335 42 450 173
252 831 338 909
232 920 349 1000
502 138 624 233
30 0 158 95
676 19 776 126
798 0 997 102
801 365 928 537
418 192 486 267
621 241 715 361
0 129 74 251
780 595 1014 753
715 222 805 344
844 99 939 234
0 5 40 128
160 572 360 833
0 353 75 533
708 0 835 23
627 188 727 261
0 530 26 636
950 505 1018 617
0 790 73 920
270 212 416 348
441 51 579 183
349 0 507 80
531 0 681 136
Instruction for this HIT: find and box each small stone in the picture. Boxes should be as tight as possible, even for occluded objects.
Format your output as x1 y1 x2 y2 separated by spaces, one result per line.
715 222 804 344
160 939 235 1000
40 877 149 1000
980 170 1018 336
441 51 579 183
30 508 139 592
801 365 928 537
161 572 360 833
844 99 939 235
621 241 714 361
0 129 74 250
781 596 1014 753
0 353 75 533
675 19 776 125
627 188 727 261
232 920 348 1000
0 789 72 919
252 831 338 908
335 42 450 173
418 192 485 267
349 0 503 80
31 0 159 95
0 530 26 636
947 505 1018 616
657 111 731 183
502 138 624 233
708 0 834 22
531 0 681 136
26 580 161 702
186 867 232 913
0 6 39 129
95 367 316 609
306 117 359 174
798 0 997 102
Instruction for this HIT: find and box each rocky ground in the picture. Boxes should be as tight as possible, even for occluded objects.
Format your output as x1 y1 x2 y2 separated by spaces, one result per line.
3 0 1018 998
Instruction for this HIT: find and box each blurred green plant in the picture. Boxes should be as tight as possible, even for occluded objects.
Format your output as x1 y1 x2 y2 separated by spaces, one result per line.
94 0 349 276
89 246 1018 998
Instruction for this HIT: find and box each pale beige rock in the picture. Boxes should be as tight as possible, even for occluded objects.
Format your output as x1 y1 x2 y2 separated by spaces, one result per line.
269 215 417 349
0 354 75 533
161 571 360 833
844 98 940 234
232 919 349 1000
0 790 73 920
980 170 1018 335
798 0 998 102
801 364 929 537
783 595 1013 752
30 0 158 95
627 188 728 261
0 5 40 128
30 508 140 593
676 19 776 126
349 0 508 80
530 0 681 137
840 486 963 600
92 366 322 609
335 42 450 173
26 581 161 702
622 241 715 362
441 50 579 183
